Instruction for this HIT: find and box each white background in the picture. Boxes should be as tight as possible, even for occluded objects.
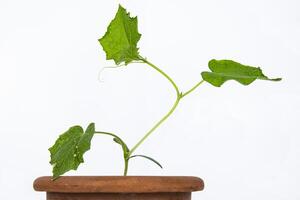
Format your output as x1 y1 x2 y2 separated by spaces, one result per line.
0 0 299 199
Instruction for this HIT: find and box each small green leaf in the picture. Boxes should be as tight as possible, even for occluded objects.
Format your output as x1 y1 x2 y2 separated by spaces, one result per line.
201 59 281 87
49 123 95 179
99 5 141 65
129 155 163 169
113 137 129 153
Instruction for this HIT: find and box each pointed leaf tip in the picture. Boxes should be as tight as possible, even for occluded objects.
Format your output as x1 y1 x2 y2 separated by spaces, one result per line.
99 5 141 65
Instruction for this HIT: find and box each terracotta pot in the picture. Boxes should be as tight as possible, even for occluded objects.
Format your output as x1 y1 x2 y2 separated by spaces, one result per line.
34 176 204 200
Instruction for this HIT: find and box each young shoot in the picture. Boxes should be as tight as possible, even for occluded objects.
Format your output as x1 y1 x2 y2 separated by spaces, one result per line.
49 5 281 179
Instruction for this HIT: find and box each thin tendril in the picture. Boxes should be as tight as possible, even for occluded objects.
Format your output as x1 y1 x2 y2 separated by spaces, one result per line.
97 65 124 82
97 61 144 82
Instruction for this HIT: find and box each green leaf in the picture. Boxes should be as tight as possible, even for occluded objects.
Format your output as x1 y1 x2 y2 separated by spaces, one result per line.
129 155 163 169
113 137 129 153
49 123 95 179
99 5 141 65
201 59 281 87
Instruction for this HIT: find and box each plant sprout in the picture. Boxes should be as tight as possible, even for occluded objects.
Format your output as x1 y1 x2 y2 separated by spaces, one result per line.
49 5 281 179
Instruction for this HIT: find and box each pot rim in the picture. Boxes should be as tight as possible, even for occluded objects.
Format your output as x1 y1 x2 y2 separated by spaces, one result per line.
33 176 204 193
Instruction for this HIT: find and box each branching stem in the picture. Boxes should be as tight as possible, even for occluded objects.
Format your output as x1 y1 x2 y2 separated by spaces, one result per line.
95 131 129 175
128 57 204 156
95 59 205 175
181 80 205 98
128 58 181 156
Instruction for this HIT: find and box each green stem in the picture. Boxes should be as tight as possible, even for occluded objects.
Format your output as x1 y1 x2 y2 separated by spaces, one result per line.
123 158 129 176
94 131 128 150
129 96 180 155
181 80 205 98
95 131 121 138
128 58 181 156
99 58 205 174
95 131 129 176
139 57 180 97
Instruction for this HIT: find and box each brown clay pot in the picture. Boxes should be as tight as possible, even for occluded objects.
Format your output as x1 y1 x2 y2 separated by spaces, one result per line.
34 176 204 200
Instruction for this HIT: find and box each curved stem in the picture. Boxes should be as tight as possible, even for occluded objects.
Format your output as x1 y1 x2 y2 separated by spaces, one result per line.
95 59 205 175
128 57 181 156
139 57 181 97
95 131 121 138
181 80 205 98
109 57 206 174
95 131 129 175
94 131 128 151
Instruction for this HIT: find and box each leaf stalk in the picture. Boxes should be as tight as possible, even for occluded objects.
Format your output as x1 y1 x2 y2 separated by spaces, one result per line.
181 80 205 98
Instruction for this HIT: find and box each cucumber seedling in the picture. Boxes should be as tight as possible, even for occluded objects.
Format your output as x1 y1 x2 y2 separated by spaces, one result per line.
49 5 281 179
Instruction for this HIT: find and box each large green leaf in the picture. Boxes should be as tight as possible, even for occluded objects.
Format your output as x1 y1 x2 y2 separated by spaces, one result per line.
99 5 141 65
201 59 281 87
49 123 95 179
